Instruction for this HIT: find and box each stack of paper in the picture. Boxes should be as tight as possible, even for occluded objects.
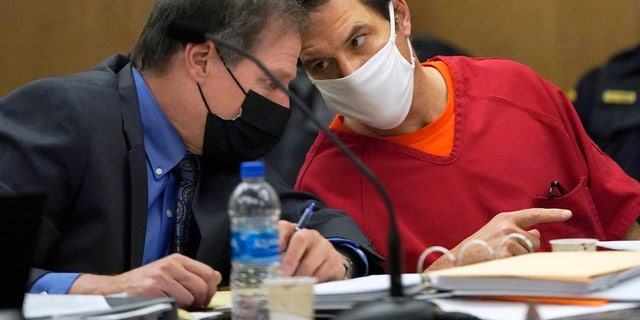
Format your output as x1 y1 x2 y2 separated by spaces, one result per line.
313 273 424 310
425 251 640 297
23 294 176 319
597 240 640 251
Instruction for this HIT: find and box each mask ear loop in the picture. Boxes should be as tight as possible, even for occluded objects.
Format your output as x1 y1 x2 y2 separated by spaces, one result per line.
197 48 248 117
388 1 397 44
388 1 416 66
223 64 248 96
217 48 248 96
197 83 214 114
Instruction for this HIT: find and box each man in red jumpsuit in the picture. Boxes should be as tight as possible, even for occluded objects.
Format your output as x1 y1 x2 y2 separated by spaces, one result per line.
295 0 640 272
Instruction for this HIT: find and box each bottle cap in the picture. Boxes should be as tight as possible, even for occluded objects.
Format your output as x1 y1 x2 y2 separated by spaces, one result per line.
240 161 265 178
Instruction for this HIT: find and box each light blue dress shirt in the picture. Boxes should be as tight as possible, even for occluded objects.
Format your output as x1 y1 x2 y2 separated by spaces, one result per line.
29 68 186 293
134 68 186 264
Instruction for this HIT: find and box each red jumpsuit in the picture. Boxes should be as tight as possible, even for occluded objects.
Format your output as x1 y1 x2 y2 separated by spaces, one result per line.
295 56 640 273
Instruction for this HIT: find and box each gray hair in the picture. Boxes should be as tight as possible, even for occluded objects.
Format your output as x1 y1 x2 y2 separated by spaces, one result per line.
130 0 304 73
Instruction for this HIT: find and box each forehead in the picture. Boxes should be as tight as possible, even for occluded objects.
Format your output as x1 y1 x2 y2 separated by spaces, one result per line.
304 0 381 34
301 0 386 55
250 20 302 80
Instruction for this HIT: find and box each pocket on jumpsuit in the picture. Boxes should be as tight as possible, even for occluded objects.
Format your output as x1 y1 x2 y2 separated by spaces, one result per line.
532 176 606 251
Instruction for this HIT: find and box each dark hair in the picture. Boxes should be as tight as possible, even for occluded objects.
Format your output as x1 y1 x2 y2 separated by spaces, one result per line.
300 0 389 21
130 0 304 73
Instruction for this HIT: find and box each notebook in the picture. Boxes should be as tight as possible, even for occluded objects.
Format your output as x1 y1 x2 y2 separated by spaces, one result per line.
0 193 45 310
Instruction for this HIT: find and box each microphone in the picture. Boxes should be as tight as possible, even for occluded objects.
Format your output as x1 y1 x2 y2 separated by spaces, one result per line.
166 20 477 320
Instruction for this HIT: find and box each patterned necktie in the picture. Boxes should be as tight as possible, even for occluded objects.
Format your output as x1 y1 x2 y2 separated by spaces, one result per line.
174 153 198 254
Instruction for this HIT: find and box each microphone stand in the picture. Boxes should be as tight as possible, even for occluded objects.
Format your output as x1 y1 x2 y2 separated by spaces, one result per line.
167 21 478 320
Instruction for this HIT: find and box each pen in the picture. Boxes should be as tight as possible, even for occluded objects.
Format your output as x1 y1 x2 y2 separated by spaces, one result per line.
548 180 568 199
282 202 315 253
295 202 315 231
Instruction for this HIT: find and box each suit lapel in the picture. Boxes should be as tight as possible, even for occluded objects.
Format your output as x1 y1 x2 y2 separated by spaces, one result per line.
117 61 148 269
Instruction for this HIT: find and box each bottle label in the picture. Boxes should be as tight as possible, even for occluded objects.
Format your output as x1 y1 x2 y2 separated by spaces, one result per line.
231 229 280 264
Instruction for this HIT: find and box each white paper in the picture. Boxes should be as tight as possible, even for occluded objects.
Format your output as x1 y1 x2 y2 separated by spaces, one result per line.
313 273 422 296
86 303 173 320
448 272 640 302
432 298 639 320
586 274 640 300
313 273 424 310
188 311 225 319
23 294 111 318
597 240 640 251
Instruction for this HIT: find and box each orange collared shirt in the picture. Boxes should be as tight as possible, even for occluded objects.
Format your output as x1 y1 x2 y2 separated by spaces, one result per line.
329 60 455 156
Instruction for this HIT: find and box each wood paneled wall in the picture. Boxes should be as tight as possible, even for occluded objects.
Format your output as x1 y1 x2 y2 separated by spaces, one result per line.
407 0 640 90
0 0 154 96
1 1 638 96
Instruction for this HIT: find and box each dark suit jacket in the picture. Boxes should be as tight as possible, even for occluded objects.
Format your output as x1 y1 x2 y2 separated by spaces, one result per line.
0 55 382 287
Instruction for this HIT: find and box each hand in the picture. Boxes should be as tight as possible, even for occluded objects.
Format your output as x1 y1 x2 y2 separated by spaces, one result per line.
427 208 572 270
278 220 346 282
69 253 222 309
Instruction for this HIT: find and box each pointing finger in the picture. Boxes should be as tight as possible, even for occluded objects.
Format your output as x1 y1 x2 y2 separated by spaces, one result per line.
510 208 572 228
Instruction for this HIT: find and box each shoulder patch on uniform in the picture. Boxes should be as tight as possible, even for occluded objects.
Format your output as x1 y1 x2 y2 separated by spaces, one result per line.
565 89 577 102
601 90 637 105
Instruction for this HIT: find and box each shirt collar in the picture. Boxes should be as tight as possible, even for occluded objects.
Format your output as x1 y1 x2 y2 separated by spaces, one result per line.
132 67 186 179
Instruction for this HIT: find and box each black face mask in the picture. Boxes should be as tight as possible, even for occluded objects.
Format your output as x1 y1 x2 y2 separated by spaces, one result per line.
199 84 291 168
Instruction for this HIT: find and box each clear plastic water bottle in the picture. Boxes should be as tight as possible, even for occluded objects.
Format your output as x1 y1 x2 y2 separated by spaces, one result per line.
229 161 281 320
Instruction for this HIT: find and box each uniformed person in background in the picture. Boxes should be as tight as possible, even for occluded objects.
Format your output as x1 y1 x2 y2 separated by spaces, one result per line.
570 44 640 182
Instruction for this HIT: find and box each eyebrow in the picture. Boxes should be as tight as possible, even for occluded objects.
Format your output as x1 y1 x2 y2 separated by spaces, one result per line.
301 23 369 67
344 23 367 47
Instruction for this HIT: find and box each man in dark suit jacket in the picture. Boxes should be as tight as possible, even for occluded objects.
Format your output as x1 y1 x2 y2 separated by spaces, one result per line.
0 0 381 309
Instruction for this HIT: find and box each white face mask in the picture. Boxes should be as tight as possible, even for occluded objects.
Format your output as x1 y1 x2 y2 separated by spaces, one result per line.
309 1 416 130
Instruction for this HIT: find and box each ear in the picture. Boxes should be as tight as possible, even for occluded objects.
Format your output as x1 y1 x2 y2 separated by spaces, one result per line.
393 0 412 38
183 41 220 84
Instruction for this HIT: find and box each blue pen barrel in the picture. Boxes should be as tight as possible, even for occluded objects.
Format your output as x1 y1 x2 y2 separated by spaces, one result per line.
295 202 316 231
